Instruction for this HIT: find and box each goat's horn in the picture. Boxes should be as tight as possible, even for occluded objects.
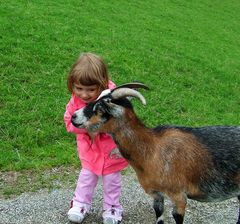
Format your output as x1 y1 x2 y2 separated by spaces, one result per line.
111 88 147 105
114 82 149 91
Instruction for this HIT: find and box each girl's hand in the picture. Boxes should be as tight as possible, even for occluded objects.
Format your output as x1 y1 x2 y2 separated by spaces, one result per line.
109 148 122 159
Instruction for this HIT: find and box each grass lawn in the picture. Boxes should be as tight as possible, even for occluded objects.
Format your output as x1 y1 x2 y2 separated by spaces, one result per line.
1 0 240 197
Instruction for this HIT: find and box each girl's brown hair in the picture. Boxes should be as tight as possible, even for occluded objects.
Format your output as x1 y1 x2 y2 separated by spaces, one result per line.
67 53 109 93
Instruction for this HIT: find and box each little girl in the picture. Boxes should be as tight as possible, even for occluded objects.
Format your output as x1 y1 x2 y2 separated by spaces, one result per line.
64 52 128 224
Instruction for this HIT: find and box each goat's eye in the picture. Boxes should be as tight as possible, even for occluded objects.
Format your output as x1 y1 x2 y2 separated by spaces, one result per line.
97 110 104 116
95 104 106 114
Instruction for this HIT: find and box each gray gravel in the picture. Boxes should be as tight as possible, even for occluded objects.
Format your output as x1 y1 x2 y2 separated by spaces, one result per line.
0 173 239 224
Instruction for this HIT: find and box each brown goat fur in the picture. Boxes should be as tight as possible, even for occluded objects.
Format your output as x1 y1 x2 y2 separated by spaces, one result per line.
92 109 212 199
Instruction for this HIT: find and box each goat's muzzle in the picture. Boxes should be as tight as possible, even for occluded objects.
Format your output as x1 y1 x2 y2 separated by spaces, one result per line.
71 114 82 128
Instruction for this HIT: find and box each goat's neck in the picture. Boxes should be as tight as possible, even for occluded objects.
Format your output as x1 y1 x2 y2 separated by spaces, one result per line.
110 110 154 162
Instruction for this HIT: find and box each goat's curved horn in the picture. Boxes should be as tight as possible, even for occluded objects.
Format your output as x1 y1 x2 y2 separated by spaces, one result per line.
114 82 149 91
111 88 147 105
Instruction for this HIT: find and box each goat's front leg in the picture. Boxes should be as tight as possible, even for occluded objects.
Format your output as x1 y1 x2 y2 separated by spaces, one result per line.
153 192 164 224
170 193 187 224
237 195 240 224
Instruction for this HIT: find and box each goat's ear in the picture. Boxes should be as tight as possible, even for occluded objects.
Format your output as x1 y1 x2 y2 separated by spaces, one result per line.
101 99 124 117
93 98 114 114
93 101 107 114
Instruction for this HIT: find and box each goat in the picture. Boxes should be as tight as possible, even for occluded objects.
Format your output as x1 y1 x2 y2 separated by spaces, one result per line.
71 82 240 224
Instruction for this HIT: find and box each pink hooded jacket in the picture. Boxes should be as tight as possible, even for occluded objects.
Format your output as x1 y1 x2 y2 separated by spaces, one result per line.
64 81 128 175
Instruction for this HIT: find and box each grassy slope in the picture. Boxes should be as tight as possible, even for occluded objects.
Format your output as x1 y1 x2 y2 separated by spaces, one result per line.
1 0 240 174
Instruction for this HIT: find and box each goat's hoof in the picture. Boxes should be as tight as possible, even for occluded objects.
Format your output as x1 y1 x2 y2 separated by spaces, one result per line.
156 220 164 224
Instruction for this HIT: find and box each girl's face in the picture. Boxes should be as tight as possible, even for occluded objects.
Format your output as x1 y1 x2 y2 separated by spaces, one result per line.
73 83 101 103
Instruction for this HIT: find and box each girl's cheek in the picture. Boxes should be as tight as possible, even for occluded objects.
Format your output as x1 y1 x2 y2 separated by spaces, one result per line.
73 88 80 94
73 90 81 98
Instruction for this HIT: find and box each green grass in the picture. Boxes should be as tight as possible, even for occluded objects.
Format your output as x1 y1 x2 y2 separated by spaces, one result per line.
1 0 240 175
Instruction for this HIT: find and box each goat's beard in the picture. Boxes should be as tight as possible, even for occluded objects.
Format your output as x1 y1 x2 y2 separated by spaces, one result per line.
86 123 101 133
85 123 102 144
88 131 97 144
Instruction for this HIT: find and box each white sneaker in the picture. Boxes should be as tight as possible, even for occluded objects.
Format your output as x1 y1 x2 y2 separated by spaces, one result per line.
103 208 122 224
67 206 89 223
103 217 121 224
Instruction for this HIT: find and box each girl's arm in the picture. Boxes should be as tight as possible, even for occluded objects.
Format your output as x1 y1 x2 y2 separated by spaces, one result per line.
64 96 87 134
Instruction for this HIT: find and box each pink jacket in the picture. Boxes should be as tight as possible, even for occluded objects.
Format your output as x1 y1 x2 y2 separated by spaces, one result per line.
64 81 128 175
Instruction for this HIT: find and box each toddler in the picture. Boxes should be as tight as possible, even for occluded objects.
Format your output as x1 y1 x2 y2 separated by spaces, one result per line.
64 53 128 224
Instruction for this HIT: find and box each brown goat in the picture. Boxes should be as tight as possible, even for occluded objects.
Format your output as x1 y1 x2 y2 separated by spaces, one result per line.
71 83 240 224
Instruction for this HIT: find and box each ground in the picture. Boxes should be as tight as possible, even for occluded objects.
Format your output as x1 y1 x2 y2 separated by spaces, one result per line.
0 172 239 224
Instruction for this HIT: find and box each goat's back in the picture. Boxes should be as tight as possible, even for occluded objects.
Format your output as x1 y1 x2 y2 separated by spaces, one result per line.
152 125 240 201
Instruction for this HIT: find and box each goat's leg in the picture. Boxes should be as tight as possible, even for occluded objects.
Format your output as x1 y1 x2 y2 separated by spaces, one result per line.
237 196 240 224
153 192 164 224
170 193 187 224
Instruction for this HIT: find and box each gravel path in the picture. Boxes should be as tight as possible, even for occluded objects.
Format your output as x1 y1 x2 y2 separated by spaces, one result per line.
0 173 239 224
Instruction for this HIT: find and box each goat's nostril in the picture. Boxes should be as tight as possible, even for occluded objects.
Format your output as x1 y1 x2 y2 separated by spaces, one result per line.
71 114 78 125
